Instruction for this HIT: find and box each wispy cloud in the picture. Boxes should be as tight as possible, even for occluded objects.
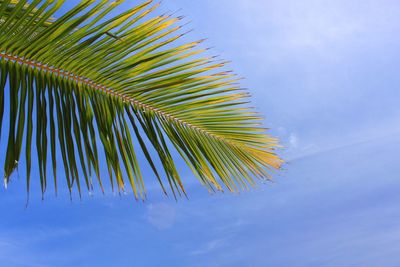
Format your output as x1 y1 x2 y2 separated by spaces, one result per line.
146 203 176 230
190 238 228 256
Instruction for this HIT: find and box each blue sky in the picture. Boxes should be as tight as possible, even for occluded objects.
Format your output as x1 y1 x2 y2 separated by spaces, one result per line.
1 0 400 266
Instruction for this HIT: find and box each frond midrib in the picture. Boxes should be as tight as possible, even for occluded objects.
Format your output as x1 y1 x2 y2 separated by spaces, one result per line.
0 50 265 155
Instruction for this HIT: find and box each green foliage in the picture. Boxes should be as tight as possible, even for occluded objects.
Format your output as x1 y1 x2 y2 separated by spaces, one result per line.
0 0 282 199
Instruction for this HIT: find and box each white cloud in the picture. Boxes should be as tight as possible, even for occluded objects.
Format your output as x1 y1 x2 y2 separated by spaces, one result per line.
146 203 176 230
190 238 227 256
289 133 299 148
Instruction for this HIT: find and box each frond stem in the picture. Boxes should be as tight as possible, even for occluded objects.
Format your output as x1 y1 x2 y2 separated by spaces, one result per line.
0 51 255 152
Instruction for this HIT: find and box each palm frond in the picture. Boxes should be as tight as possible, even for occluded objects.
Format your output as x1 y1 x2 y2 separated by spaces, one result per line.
0 0 282 199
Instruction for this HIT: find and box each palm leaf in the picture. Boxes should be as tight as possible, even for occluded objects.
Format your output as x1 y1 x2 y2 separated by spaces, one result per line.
0 0 282 199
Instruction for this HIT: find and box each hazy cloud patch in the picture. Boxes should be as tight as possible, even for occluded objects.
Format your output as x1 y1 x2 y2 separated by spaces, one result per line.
146 203 176 230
